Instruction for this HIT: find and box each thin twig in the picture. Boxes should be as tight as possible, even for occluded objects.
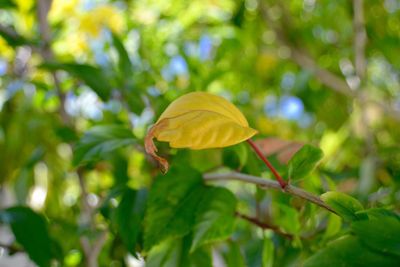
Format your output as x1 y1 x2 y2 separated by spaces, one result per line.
235 212 293 239
259 1 400 120
247 139 287 188
353 0 367 81
258 2 354 97
35 2 102 265
36 0 69 124
0 243 24 253
203 172 336 213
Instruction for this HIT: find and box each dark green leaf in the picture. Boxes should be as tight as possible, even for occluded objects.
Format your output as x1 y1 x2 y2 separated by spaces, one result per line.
191 187 237 251
0 207 53 267
262 236 274 267
356 208 400 221
287 144 323 180
114 188 147 254
73 125 135 166
352 213 400 256
275 203 300 235
125 94 146 114
223 241 246 267
111 32 134 79
144 166 206 250
0 0 17 9
304 235 399 267
111 33 145 114
40 62 113 100
0 25 34 47
223 143 248 170
146 235 212 267
320 191 365 221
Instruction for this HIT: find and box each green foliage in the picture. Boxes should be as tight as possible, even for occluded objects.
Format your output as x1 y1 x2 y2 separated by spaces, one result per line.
0 207 54 267
223 242 247 267
144 166 206 250
73 125 136 166
146 236 212 267
111 33 145 113
287 144 324 180
304 235 399 267
0 0 16 9
321 191 365 221
113 188 147 254
351 213 400 257
144 166 237 252
261 236 274 267
223 143 248 170
41 62 113 101
1 0 400 266
191 186 237 251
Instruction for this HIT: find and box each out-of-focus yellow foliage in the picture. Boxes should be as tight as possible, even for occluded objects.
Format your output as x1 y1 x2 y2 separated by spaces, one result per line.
78 5 124 37
49 0 80 22
256 52 278 78
49 2 124 57
53 32 89 57
145 92 257 172
14 0 35 36
0 37 14 60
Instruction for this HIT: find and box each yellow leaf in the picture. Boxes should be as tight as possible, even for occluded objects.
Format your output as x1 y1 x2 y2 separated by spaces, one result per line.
145 92 257 173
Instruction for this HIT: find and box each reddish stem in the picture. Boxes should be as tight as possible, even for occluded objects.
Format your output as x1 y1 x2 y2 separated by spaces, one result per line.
246 139 287 189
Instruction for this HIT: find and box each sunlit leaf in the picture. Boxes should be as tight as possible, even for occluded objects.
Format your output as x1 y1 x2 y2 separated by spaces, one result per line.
145 92 257 173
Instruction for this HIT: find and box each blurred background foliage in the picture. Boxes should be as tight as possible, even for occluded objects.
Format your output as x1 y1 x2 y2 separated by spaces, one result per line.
0 0 400 266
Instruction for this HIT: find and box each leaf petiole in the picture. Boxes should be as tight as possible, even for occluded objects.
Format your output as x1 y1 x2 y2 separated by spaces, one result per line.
246 139 288 189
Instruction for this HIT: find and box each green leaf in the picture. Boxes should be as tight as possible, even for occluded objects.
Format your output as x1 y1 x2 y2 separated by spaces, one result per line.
320 191 365 221
111 32 134 79
0 25 34 47
223 143 248 170
191 187 237 251
287 144 323 180
73 125 135 166
223 242 246 267
40 62 113 100
14 148 44 203
323 213 342 240
144 166 206 250
275 203 300 235
114 188 147 254
262 235 274 267
304 235 399 267
356 208 400 221
351 212 400 257
146 236 212 267
111 32 145 114
0 207 53 267
0 0 17 9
